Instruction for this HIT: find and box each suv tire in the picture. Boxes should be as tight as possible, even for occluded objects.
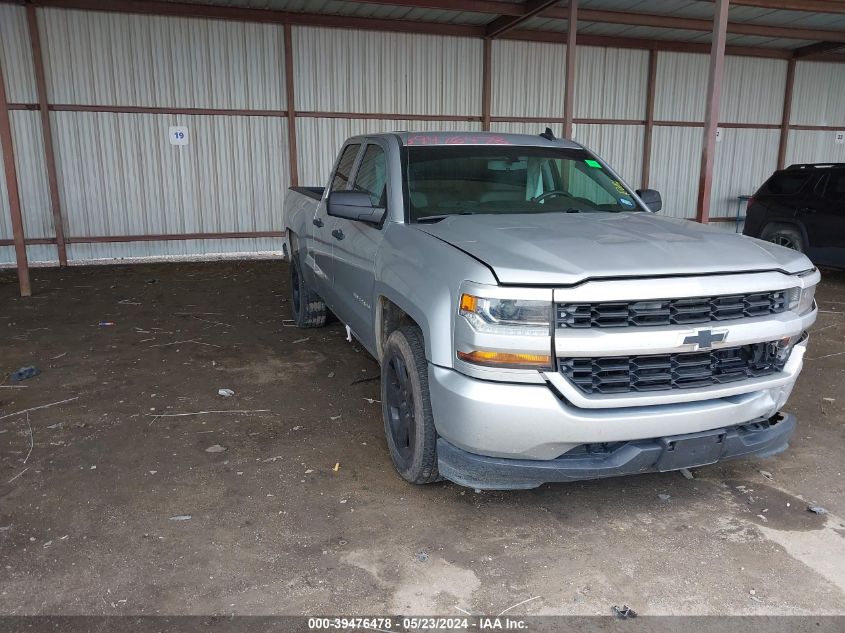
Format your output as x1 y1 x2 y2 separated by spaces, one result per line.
761 224 805 253
380 325 439 485
290 252 327 328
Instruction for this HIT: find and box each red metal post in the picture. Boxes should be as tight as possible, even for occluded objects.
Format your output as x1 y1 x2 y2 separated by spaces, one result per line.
0 59 32 297
777 57 796 169
641 49 657 190
482 38 492 131
284 24 299 188
562 0 578 139
26 5 67 266
695 0 730 224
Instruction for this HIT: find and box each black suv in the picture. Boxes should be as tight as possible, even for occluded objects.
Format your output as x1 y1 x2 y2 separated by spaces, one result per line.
743 163 845 268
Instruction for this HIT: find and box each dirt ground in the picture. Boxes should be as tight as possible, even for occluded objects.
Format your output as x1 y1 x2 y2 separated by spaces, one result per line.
0 260 844 617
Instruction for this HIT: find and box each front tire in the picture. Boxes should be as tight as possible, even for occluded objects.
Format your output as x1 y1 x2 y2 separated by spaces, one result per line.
380 325 439 485
761 224 805 253
289 252 327 328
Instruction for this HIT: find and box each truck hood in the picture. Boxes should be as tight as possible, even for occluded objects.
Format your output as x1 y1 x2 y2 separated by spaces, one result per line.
413 212 812 285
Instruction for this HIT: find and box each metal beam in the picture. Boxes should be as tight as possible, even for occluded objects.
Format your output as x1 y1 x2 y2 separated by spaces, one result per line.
0 57 32 297
505 28 795 59
704 0 845 13
338 0 845 43
11 0 838 61
777 58 796 169
26 5 67 266
283 24 299 188
641 49 658 190
696 0 730 225
485 0 566 39
481 38 492 131
794 41 845 58
562 0 577 139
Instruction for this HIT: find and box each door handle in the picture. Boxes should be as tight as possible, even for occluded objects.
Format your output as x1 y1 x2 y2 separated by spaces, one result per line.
331 229 345 240
312 217 324 227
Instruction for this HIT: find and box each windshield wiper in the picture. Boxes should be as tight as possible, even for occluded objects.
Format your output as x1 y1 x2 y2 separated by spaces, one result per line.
415 211 475 224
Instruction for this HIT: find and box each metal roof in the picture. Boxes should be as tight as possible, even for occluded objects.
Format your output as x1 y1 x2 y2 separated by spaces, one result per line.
138 0 845 54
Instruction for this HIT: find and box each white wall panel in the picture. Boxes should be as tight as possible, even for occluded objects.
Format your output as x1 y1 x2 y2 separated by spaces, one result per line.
785 130 845 165
40 8 286 109
296 118 482 187
650 126 703 219
52 112 289 259
65 238 282 262
0 112 57 265
575 47 649 121
721 57 787 125
791 61 845 126
576 124 644 189
655 53 786 124
711 128 779 218
0 4 37 103
491 40 566 119
294 27 481 116
654 52 708 123
12 111 54 240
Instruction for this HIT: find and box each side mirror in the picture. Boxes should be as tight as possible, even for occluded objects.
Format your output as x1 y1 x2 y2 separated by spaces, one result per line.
636 188 662 212
327 191 386 225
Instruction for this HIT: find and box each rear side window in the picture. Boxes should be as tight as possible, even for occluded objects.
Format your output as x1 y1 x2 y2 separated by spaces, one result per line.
353 145 387 207
330 144 360 192
823 171 845 201
763 171 812 195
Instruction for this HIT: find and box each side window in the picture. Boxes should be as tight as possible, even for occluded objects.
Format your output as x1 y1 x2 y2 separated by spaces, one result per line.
352 144 387 207
765 172 811 195
330 144 361 192
823 171 845 203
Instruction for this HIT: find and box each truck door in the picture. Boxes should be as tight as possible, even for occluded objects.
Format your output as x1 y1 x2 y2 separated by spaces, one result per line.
327 141 388 352
311 143 362 302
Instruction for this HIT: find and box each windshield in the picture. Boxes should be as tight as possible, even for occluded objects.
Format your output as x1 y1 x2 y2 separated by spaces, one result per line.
405 146 644 222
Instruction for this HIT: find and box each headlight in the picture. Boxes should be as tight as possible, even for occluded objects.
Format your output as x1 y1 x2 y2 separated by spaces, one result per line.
786 285 816 316
459 294 550 336
457 293 552 370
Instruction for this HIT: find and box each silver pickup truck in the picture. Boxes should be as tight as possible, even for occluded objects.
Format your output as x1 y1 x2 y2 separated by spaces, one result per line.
283 131 819 490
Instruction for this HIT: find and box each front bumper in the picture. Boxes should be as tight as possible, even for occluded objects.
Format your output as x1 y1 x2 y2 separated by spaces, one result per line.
437 413 795 490
428 338 804 460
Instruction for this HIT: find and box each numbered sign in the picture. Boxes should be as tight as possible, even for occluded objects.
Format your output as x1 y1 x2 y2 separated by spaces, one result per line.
169 126 189 146
835 131 845 145
715 128 722 143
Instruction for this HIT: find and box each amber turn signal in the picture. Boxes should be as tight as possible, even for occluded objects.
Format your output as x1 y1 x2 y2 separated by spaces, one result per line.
457 350 551 369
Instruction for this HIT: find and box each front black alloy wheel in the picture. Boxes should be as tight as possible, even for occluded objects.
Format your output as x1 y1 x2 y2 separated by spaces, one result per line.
380 325 439 484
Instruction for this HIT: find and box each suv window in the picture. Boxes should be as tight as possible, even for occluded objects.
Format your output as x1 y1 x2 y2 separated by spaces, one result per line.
764 171 812 195
823 171 845 202
330 144 360 192
353 145 387 206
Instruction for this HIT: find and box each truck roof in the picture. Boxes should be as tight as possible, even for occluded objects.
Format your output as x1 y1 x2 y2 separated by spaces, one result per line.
347 131 584 150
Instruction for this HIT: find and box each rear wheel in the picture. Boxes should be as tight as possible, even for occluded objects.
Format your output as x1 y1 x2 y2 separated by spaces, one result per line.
381 325 439 485
289 252 327 328
761 224 805 253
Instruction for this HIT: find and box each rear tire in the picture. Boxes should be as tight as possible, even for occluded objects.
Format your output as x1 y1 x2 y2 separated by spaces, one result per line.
761 224 805 253
289 252 327 328
380 325 439 485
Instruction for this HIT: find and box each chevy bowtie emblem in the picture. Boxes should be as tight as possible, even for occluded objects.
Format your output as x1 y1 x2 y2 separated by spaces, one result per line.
683 329 727 350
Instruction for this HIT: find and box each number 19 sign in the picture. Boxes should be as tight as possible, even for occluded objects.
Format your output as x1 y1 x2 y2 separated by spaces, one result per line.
169 126 189 146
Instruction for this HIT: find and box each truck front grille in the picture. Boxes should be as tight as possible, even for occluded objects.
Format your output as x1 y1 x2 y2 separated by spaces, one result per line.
556 290 789 329
558 342 787 395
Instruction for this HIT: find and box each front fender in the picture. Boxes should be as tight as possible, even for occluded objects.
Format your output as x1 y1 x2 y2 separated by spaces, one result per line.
374 224 497 366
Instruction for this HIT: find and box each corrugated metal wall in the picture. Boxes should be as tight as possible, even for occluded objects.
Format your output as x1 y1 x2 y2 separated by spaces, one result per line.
0 4 56 265
2 5 845 268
